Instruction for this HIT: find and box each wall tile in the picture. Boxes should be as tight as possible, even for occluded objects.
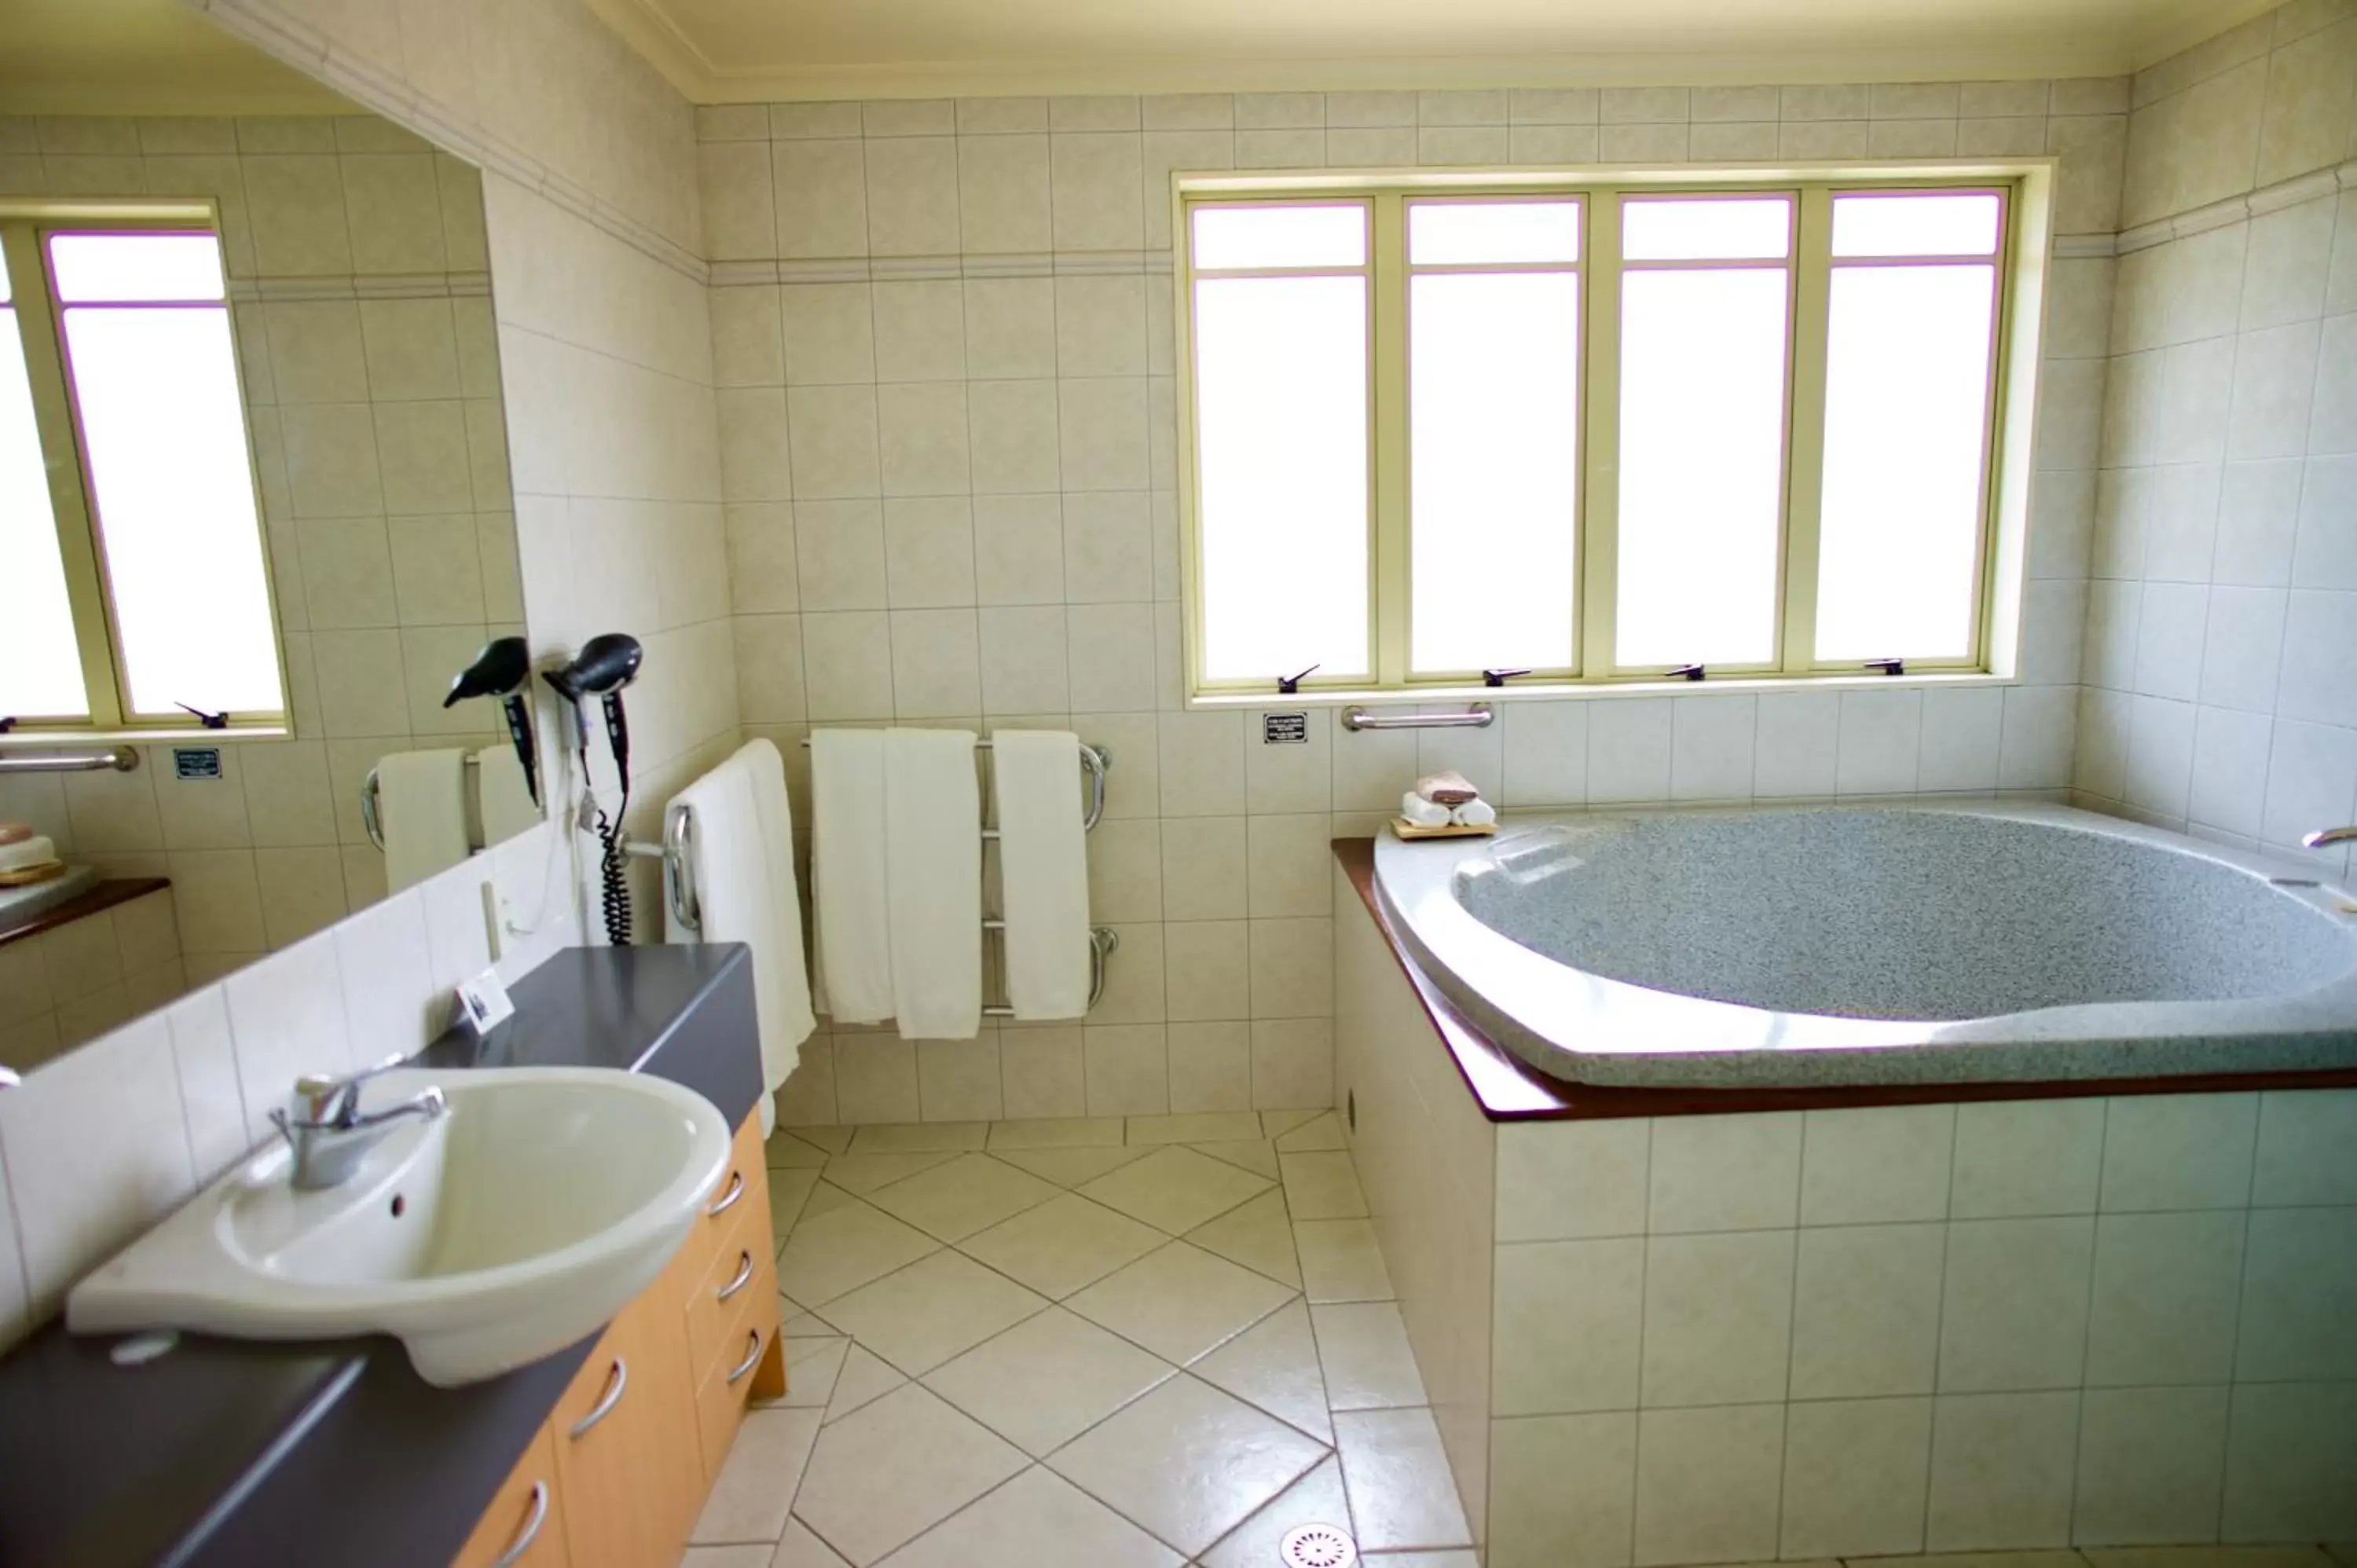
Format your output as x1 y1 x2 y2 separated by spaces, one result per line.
1791 1222 1945 1398
1937 1217 2095 1392
1780 1397 1934 1559
2085 1209 2245 1386
2073 1384 2232 1545
2099 1092 2258 1210
1926 1390 2080 1549
1640 1230 1794 1406
1647 1110 1800 1232
1632 1404 1783 1567
1488 1412 1635 1568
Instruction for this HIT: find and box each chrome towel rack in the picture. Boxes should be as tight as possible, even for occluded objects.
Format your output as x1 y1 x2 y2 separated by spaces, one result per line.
360 755 487 853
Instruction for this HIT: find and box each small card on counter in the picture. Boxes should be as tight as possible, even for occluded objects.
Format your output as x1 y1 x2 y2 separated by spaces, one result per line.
453 967 515 1036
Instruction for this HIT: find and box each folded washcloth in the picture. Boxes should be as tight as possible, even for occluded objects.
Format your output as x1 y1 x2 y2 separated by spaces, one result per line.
1400 792 1453 827
0 822 32 846
0 836 58 874
1453 797 1497 827
1416 770 1479 804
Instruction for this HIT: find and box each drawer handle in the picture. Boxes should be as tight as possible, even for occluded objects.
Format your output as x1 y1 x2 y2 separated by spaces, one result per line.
717 1250 755 1302
491 1480 548 1566
568 1357 628 1439
725 1329 764 1384
706 1170 746 1218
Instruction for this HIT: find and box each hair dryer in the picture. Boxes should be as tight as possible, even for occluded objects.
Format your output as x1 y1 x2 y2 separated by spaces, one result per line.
543 634 644 946
443 636 540 807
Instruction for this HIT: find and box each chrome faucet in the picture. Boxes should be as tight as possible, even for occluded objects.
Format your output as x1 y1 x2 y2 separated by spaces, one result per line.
2304 826 2357 849
269 1053 448 1191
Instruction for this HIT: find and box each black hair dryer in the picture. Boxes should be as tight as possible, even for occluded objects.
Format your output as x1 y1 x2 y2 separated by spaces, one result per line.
543 634 644 945
443 636 540 807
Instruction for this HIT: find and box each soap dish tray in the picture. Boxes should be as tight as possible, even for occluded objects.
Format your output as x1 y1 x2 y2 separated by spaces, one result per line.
1390 817 1498 841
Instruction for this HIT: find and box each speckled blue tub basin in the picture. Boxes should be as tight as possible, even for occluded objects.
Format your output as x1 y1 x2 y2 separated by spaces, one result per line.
1372 803 2357 1087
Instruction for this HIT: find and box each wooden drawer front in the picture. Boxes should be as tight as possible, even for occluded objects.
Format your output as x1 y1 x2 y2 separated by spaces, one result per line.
686 1214 767 1376
695 1116 765 1261
693 1319 772 1480
554 1299 704 1568
453 1427 569 1568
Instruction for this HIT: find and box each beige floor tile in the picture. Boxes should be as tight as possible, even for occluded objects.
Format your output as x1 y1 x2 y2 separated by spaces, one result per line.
683 1547 771 1567
770 1167 822 1239
863 1152 1061 1242
768 1130 834 1169
1080 1145 1274 1234
1192 1298 1334 1443
825 1345 907 1423
992 1144 1156 1186
773 1519 854 1566
794 1385 1028 1565
784 1335 851 1408
1128 1112 1264 1145
1067 1240 1296 1365
1281 1151 1369 1219
822 1150 962 1195
1186 1188 1303 1288
1332 1407 1472 1552
690 1406 823 1544
790 1126 856 1154
1915 1556 2095 1568
797 1181 863 1226
987 1116 1126 1150
849 1121 991 1153
1261 1108 1326 1141
873 1464 1183 1568
1354 1554 1480 1566
1310 1302 1427 1411
957 1191 1168 1299
781 1291 839 1338
819 1249 1050 1376
1048 1376 1329 1555
1197 1454 1352 1568
924 1307 1176 1456
779 1200 941 1306
1193 1139 1282 1179
2084 1555 2336 1568
1276 1111 1347 1152
1295 1218 1396 1303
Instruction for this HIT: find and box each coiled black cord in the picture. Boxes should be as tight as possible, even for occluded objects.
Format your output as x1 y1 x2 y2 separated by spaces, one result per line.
594 804 632 946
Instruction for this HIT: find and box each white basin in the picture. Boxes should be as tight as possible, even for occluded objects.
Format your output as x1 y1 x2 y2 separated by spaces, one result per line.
67 1066 731 1386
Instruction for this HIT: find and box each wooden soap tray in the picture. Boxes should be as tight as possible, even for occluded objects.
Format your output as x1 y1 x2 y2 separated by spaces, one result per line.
1389 817 1498 841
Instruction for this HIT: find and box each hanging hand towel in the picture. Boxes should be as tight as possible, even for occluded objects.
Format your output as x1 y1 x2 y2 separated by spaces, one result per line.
811 728 893 1025
474 744 542 848
992 730 1090 1020
377 748 473 892
885 727 983 1039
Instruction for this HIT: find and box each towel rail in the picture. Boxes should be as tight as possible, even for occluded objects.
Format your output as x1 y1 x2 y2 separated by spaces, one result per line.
359 756 486 854
799 736 1109 832
981 922 1117 1017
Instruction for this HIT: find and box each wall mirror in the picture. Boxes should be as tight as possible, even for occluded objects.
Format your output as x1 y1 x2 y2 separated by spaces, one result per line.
0 0 534 1075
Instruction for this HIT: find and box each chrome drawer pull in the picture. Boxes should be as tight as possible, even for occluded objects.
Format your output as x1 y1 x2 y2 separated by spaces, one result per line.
568 1357 628 1438
717 1251 755 1302
725 1330 763 1384
706 1171 746 1218
492 1481 548 1566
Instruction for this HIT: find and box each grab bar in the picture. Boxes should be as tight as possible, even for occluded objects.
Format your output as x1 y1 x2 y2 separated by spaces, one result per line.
0 746 140 775
621 801 699 934
1341 705 1494 732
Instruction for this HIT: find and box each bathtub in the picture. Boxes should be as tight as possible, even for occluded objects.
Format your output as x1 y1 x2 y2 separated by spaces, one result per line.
1373 801 2357 1088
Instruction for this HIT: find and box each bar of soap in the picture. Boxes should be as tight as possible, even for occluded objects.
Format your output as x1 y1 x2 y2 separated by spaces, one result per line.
0 835 58 874
1415 770 1478 804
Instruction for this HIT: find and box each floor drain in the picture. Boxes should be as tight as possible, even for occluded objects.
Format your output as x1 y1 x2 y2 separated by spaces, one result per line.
1279 1523 1357 1568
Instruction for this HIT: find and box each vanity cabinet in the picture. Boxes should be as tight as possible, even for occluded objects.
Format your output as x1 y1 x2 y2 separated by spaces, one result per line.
453 1110 784 1568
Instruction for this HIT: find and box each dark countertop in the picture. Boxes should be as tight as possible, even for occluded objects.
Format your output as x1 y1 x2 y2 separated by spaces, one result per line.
0 877 170 951
0 943 757 1568
1334 837 2357 1121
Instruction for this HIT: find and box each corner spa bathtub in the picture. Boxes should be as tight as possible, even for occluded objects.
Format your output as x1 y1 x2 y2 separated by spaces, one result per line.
1372 802 2357 1087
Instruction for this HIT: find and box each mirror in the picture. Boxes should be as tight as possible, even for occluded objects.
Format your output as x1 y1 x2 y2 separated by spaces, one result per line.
0 6 533 1075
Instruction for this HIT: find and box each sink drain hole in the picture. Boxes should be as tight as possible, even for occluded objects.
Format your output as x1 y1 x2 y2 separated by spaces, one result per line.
1279 1523 1356 1568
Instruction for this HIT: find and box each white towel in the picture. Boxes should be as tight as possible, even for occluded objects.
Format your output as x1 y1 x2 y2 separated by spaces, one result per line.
474 744 541 848
665 739 815 1137
885 728 982 1039
1399 791 1453 827
1453 797 1497 827
377 748 472 892
0 835 58 874
992 730 1090 1020
811 729 893 1024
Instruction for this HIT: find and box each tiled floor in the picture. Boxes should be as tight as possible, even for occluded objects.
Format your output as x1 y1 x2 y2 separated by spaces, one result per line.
680 1108 1477 1568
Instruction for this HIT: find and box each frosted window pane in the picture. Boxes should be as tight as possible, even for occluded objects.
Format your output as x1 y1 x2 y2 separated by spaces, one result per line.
62 306 283 716
0 306 87 718
1191 205 1365 270
1409 272 1579 672
1617 268 1788 667
1832 192 2002 258
1816 265 1996 662
1623 198 1791 261
1194 275 1369 680
49 232 225 302
1409 201 1580 265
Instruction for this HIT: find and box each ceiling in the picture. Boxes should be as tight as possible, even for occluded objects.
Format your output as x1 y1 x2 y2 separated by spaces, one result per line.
587 0 2276 102
0 0 347 115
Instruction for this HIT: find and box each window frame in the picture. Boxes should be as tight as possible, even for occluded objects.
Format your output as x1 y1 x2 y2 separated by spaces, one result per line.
0 200 291 742
1171 159 2054 705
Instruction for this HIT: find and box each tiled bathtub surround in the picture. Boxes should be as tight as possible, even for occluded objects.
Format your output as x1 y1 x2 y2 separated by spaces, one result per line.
1337 881 2357 1566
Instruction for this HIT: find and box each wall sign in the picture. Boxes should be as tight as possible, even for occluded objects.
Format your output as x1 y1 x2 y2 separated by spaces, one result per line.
1263 713 1308 745
173 748 222 780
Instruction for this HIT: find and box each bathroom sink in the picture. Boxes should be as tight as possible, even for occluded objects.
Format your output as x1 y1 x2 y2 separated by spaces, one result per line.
66 1067 730 1386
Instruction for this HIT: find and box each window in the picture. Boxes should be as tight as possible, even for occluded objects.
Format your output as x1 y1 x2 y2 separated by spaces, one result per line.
0 211 286 736
1175 171 2044 698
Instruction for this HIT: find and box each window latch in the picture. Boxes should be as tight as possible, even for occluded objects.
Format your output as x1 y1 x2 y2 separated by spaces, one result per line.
176 702 231 730
1864 658 1905 676
1482 668 1533 688
1277 665 1320 695
0 717 13 735
1667 663 1706 682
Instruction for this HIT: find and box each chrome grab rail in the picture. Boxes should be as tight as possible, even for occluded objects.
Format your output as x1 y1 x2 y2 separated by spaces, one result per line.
0 746 140 775
621 798 700 933
1340 704 1494 732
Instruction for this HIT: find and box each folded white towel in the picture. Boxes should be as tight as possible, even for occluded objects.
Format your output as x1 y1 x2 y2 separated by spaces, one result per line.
0 836 58 874
665 739 816 1136
1400 791 1453 827
473 744 541 848
885 727 982 1039
811 729 893 1024
377 748 472 892
992 730 1091 1020
1453 797 1497 827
